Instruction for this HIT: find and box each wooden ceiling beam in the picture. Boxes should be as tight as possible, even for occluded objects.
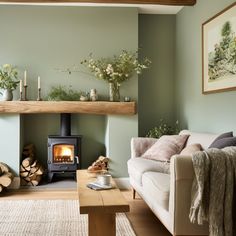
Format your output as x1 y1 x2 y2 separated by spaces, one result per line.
0 0 196 6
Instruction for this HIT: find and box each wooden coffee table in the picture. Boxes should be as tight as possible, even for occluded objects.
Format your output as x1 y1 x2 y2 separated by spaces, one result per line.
77 170 130 236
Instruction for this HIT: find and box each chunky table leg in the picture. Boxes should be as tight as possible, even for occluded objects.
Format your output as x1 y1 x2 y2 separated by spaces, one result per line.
88 212 115 236
132 188 136 199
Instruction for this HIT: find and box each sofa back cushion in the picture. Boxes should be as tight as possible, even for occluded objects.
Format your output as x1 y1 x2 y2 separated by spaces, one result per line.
179 130 219 150
142 135 189 162
180 143 203 155
209 136 236 149
208 132 234 148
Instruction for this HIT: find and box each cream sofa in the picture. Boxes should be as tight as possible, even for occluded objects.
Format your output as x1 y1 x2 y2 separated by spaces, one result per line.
127 130 220 236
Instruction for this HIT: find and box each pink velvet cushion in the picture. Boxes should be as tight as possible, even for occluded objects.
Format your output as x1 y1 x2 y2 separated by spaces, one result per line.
142 135 189 162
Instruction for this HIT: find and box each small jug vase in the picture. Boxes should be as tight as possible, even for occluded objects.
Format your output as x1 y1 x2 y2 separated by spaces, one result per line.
2 89 13 101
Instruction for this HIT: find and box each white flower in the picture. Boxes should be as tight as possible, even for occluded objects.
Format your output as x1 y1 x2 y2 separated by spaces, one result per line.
106 64 114 75
3 64 11 69
95 68 100 73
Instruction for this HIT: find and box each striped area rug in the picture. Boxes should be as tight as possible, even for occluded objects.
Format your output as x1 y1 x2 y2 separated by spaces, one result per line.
0 200 136 236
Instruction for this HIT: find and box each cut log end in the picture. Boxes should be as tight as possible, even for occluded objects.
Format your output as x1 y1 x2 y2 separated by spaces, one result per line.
0 172 13 187
22 157 34 168
20 157 44 187
0 164 14 192
0 162 10 173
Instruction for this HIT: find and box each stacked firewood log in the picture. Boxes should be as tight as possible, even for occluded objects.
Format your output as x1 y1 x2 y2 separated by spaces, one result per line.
88 156 109 172
0 162 14 193
20 144 44 186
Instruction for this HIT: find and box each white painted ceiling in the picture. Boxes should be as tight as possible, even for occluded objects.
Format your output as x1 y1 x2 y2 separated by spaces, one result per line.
0 2 183 14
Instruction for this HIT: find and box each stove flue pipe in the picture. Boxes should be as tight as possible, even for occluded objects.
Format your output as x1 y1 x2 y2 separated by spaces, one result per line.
60 113 71 136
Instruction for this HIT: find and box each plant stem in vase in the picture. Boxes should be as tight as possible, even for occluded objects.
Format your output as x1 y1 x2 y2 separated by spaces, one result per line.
109 82 120 102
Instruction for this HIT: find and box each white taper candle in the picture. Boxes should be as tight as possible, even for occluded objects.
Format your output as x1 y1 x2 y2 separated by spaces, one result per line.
20 80 22 93
38 76 41 89
24 70 27 86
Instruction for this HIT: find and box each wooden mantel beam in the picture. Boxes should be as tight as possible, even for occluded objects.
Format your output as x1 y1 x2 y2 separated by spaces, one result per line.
0 101 137 115
0 0 196 6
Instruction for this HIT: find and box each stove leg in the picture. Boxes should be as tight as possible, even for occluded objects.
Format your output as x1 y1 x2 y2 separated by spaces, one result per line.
73 172 77 181
48 173 54 183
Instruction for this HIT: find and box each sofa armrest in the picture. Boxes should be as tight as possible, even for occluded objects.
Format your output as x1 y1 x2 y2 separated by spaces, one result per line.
169 154 208 235
131 137 157 158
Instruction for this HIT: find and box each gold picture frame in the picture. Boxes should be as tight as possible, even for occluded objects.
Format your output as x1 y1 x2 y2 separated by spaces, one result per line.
202 2 236 94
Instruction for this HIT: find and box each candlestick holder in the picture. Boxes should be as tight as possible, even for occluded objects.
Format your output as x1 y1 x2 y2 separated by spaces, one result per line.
19 91 23 101
37 88 42 101
23 85 28 101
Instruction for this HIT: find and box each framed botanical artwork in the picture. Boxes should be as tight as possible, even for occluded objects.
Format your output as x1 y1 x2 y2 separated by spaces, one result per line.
202 3 236 94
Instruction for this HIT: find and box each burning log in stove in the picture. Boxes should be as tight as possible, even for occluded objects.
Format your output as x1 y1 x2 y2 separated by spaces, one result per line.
0 162 14 193
20 144 44 186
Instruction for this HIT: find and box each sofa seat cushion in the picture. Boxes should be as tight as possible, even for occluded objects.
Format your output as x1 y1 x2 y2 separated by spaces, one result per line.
127 157 170 185
142 171 170 211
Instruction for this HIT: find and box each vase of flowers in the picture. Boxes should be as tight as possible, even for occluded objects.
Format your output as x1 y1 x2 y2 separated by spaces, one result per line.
81 50 151 102
0 64 19 101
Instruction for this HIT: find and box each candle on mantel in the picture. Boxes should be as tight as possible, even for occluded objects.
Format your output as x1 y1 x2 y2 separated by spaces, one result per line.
24 70 27 86
19 80 22 93
38 76 41 89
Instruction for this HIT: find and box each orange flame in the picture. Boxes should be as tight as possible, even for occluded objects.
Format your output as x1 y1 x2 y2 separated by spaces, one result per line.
61 146 72 156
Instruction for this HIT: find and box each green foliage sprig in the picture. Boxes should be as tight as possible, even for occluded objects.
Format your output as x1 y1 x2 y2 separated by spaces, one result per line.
0 64 19 90
81 50 151 84
146 119 180 139
46 86 82 101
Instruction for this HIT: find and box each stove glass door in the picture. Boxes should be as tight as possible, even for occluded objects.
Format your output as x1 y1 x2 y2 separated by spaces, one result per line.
53 144 74 164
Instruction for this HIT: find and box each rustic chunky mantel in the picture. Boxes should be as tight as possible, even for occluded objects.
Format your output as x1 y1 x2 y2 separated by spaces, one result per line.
0 0 196 6
0 101 136 115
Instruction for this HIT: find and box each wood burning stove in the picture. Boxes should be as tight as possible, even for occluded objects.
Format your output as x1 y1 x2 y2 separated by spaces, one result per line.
47 113 82 182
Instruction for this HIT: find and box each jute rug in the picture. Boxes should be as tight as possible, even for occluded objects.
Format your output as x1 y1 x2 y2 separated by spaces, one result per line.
0 200 136 236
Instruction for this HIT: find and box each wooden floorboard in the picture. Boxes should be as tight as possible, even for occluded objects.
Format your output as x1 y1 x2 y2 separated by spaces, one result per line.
0 189 78 200
0 189 171 236
123 190 172 236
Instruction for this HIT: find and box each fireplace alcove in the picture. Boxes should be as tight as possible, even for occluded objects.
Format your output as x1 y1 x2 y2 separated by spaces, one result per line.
0 101 137 185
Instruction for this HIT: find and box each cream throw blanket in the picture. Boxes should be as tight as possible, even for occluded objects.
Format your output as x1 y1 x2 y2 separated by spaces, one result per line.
189 147 236 236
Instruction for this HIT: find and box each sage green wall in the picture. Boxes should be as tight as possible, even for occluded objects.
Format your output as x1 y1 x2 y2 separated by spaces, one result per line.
176 0 236 133
105 115 138 177
0 6 138 177
138 15 176 136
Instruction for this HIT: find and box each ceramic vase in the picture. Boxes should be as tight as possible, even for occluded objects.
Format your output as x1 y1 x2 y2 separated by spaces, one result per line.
109 82 120 102
2 89 13 101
